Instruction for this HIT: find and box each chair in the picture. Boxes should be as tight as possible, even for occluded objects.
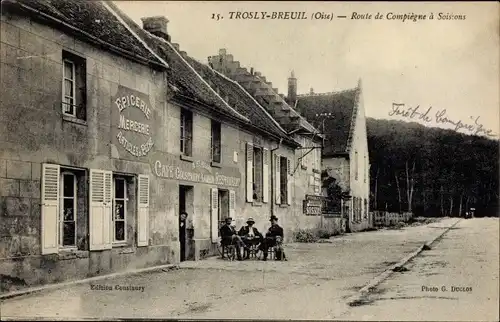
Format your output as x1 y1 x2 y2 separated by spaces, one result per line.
218 238 236 261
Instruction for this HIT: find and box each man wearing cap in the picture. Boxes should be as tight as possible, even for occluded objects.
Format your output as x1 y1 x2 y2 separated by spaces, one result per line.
259 215 284 261
219 217 244 260
238 217 262 259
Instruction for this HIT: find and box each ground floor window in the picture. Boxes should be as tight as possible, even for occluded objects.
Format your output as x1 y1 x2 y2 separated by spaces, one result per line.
60 172 77 247
113 177 127 243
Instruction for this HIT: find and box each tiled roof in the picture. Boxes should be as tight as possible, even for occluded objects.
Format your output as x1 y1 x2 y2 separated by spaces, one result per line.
105 2 251 124
185 57 289 139
5 0 164 67
296 88 359 155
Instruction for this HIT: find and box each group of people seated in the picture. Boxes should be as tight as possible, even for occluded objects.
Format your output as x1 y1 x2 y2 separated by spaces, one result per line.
219 215 284 261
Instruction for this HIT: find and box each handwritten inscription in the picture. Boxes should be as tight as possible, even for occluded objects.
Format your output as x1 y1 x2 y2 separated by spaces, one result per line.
389 103 495 137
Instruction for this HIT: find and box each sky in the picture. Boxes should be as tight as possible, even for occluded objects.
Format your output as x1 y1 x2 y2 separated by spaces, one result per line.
115 1 499 138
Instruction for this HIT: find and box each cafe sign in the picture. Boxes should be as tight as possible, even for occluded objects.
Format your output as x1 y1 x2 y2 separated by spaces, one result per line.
151 151 241 187
112 85 154 158
303 195 323 216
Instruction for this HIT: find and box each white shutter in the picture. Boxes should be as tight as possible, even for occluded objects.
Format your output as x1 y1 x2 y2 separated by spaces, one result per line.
275 155 281 204
41 163 60 254
210 188 219 243
137 175 150 247
246 142 253 202
229 190 236 220
287 158 292 205
262 148 269 203
89 169 112 250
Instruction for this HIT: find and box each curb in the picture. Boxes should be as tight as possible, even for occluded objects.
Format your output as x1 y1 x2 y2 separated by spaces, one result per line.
343 218 462 306
0 264 178 301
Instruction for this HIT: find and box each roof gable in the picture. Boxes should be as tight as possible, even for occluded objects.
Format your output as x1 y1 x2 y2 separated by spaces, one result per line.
296 88 359 155
6 0 164 68
105 2 250 124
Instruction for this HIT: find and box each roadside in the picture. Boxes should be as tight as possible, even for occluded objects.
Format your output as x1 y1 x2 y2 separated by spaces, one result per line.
0 217 460 320
340 217 500 321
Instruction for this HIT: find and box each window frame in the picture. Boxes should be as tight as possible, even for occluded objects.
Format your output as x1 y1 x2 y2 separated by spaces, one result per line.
112 177 128 244
62 59 76 117
252 146 263 202
211 120 221 163
60 171 77 249
180 109 193 156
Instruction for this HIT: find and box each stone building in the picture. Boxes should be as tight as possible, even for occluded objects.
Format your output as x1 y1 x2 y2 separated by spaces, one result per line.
207 50 331 237
0 0 326 290
294 81 372 232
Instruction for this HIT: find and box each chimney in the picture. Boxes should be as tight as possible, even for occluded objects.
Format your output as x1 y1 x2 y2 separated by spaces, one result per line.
287 70 297 105
141 16 171 41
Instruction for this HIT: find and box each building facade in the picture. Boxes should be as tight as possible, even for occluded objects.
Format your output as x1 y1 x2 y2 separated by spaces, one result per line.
0 0 327 290
295 81 371 232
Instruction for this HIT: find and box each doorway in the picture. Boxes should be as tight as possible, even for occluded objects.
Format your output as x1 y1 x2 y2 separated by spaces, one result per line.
179 185 194 261
218 189 229 236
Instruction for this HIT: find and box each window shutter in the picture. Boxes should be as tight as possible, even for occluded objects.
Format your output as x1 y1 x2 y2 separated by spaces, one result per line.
287 158 292 205
41 163 60 254
275 155 281 204
210 188 219 243
89 169 112 250
137 174 150 247
246 142 253 202
229 190 236 220
262 148 269 203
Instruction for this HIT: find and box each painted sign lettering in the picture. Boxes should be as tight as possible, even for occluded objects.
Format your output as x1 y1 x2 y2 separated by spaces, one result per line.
113 86 154 158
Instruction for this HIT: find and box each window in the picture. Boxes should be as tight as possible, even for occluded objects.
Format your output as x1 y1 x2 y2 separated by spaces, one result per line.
364 155 367 183
355 151 359 180
180 108 193 156
62 51 86 120
211 120 221 163
280 156 288 203
253 146 263 201
60 172 77 247
113 177 127 243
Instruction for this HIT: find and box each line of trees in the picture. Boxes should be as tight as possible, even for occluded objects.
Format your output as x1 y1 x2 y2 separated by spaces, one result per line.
367 118 499 217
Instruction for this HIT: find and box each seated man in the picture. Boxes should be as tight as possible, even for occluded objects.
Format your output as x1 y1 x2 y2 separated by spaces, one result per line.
219 217 244 260
259 215 284 261
238 217 262 259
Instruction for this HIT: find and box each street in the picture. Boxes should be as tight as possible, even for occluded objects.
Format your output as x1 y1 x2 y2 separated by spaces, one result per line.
341 217 499 321
1 217 497 320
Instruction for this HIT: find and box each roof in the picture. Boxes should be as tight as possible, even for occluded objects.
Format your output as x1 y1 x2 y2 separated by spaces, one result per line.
296 88 359 155
105 2 252 124
3 0 164 68
185 57 290 140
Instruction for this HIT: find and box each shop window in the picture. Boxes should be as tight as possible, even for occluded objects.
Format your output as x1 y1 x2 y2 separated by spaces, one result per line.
62 50 86 120
253 146 263 202
60 172 77 247
113 177 127 243
211 120 221 163
180 108 193 156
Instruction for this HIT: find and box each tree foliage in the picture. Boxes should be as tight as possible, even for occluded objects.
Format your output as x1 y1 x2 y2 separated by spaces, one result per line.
367 118 499 217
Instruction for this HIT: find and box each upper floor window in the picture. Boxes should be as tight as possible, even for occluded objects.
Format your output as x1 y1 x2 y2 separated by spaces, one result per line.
62 51 86 120
180 108 193 156
253 146 263 202
211 120 221 163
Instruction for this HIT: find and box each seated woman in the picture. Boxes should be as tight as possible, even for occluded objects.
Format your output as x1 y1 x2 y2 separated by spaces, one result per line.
259 215 284 261
238 217 262 259
219 217 244 260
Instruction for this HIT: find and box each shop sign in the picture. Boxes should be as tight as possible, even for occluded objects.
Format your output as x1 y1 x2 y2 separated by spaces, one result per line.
303 194 323 216
151 151 241 187
112 86 154 158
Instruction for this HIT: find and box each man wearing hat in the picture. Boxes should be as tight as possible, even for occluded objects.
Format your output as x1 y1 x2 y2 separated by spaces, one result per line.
259 215 284 261
219 217 244 260
238 217 262 259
